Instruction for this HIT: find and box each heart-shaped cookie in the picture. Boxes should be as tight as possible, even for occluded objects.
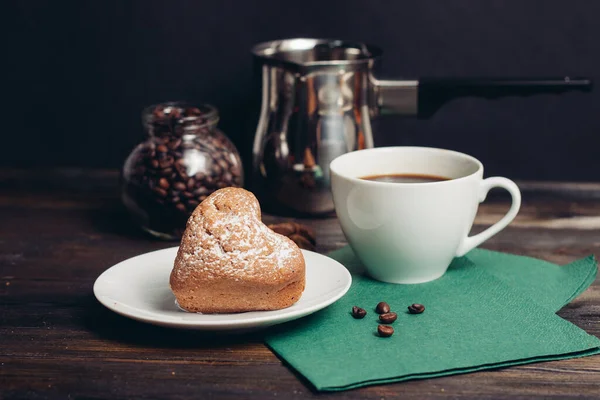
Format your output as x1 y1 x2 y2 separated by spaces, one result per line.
170 187 306 313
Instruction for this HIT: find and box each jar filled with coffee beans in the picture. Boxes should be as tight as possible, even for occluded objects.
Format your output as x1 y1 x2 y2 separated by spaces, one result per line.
121 102 244 239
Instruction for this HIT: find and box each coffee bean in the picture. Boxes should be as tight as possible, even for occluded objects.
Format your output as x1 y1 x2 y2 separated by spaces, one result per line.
377 325 394 337
173 125 188 137
269 222 296 237
186 178 195 190
159 167 173 176
212 164 223 175
150 159 159 169
288 233 315 252
168 138 182 149
295 223 316 245
375 302 390 314
408 303 425 314
170 107 181 119
158 178 170 189
153 106 165 119
173 182 186 191
185 107 202 116
157 144 168 153
217 158 228 170
174 163 188 180
379 312 397 324
158 156 174 169
187 199 200 208
351 306 367 319
152 187 167 197
193 187 208 196
182 191 194 199
175 203 187 212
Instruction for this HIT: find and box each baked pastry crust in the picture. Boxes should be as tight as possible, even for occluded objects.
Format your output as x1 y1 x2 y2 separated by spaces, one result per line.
170 187 306 313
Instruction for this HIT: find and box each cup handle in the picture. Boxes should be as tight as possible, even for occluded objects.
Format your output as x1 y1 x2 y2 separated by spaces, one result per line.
455 177 521 257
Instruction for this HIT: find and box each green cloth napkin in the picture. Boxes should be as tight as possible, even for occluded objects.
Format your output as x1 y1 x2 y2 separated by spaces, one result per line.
468 248 598 312
265 248 600 391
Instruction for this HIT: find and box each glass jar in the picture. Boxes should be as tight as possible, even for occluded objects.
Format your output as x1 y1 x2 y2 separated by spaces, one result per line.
121 102 244 239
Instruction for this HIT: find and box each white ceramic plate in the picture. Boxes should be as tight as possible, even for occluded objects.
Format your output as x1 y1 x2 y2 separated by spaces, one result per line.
93 247 351 331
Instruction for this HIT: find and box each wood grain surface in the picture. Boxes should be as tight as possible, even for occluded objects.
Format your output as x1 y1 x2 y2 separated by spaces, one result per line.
1 169 599 399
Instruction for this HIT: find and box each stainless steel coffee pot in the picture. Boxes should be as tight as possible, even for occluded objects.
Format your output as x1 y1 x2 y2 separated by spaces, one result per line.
251 38 591 215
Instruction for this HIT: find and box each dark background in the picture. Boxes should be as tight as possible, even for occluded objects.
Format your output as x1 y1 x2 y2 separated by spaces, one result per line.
6 1 600 181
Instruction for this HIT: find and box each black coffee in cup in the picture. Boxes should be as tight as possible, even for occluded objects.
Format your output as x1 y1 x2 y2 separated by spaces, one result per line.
361 174 450 183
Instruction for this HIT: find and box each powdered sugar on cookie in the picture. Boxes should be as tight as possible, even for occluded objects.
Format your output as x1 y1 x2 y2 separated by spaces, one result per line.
172 188 302 281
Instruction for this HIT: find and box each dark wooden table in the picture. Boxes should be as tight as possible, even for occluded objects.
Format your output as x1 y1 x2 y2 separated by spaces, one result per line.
1 169 599 399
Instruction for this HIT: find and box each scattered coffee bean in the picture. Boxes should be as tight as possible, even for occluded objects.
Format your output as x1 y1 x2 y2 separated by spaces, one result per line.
269 222 296 237
408 303 425 314
375 302 390 314
267 222 316 251
379 312 397 324
295 223 316 245
351 306 367 319
288 234 314 251
377 325 394 337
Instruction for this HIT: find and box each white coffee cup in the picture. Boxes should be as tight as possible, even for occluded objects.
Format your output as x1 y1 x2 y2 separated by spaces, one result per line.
330 147 521 284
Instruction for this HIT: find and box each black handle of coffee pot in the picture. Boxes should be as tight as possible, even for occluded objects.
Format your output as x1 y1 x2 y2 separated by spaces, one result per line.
417 77 593 118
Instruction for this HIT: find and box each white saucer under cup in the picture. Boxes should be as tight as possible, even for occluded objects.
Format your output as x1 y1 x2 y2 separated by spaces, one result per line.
93 247 351 331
